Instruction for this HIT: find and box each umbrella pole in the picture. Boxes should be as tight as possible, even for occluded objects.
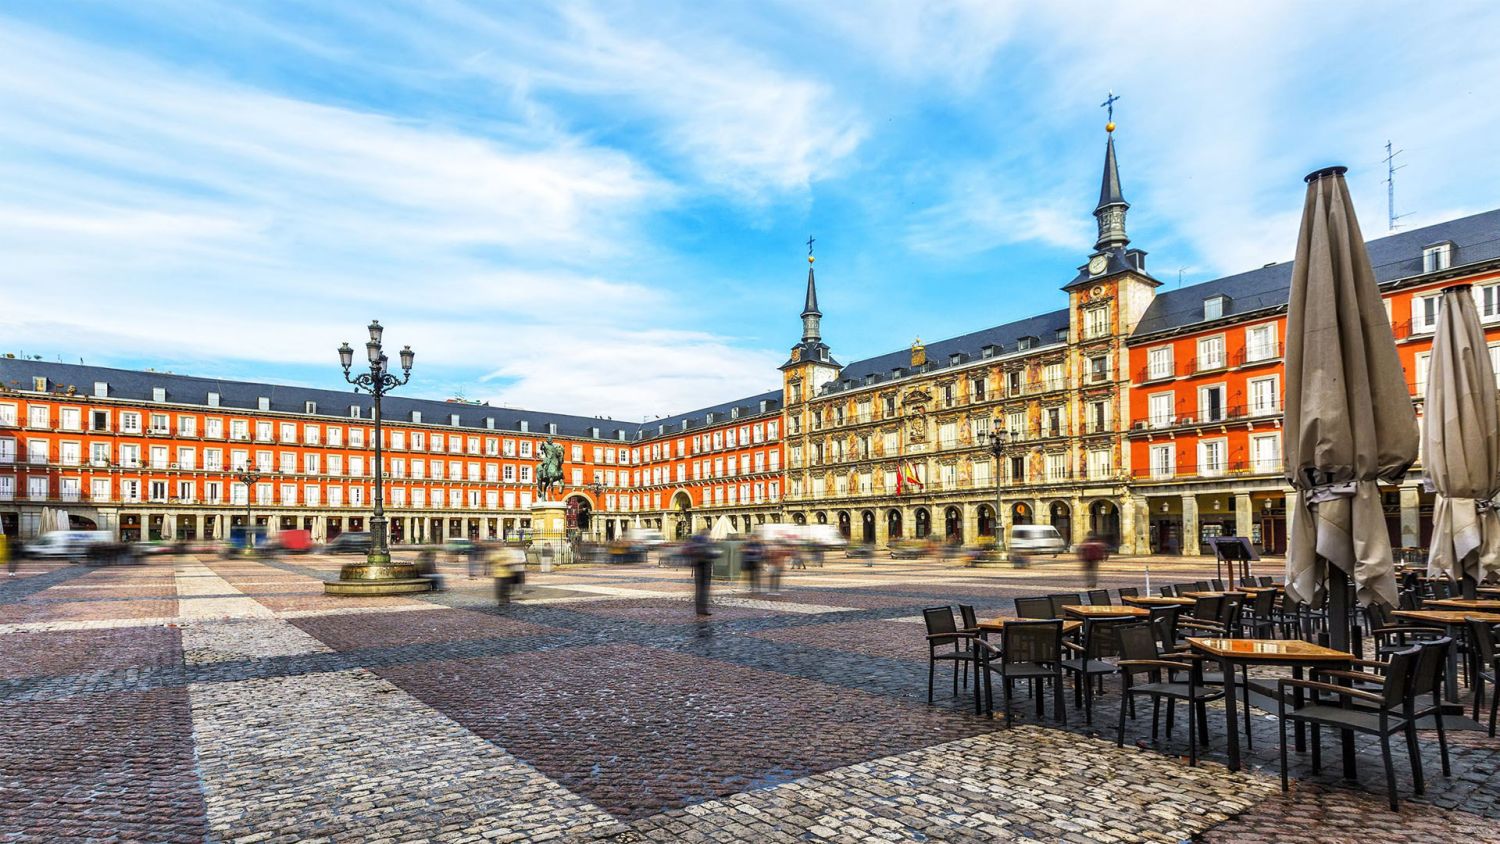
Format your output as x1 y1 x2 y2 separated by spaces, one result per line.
1327 563 1351 653
1462 573 1478 600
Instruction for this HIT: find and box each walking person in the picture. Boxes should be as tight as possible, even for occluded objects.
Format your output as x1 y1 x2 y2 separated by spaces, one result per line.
1078 532 1107 589
766 540 786 595
467 542 485 579
742 535 764 595
682 530 718 616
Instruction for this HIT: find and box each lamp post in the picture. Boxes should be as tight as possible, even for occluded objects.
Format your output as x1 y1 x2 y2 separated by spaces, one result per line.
235 469 261 556
325 321 429 595
585 481 606 540
979 424 1011 553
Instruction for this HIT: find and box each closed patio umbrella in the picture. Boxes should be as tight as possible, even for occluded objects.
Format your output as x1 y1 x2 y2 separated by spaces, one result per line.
1284 166 1418 649
1424 285 1500 598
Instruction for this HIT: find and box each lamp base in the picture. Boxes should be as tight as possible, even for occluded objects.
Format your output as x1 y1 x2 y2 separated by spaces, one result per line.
324 561 432 596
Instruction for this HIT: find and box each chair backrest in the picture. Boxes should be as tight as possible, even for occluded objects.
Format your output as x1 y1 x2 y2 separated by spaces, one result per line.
1251 587 1277 618
1048 593 1080 618
1366 601 1394 631
1409 637 1453 699
1117 586 1139 599
1081 616 1130 659
1466 618 1500 667
1192 581 1211 592
1191 595 1224 622
1240 576 1257 587
1015 596 1052 619
1432 579 1454 599
1159 585 1176 597
1211 578 1225 591
1378 644 1423 710
1001 619 1062 666
958 604 978 631
1086 589 1112 606
1258 576 1274 587
1116 622 1161 674
923 606 959 645
1217 594 1243 628
1148 605 1180 652
1398 589 1420 611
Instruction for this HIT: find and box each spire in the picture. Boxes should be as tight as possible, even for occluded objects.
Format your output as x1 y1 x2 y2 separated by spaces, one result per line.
1093 128 1130 252
801 236 821 342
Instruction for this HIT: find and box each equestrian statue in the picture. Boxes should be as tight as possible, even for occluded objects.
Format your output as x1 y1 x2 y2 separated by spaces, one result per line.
535 436 565 501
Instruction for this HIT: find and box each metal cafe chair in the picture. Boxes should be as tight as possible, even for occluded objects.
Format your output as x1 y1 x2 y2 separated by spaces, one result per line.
1015 596 1052 619
974 618 1067 728
1086 589 1112 606
1115 622 1221 766
922 606 979 704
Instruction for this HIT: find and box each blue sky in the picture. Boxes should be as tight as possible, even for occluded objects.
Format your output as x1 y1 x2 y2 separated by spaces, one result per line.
3 2 1499 421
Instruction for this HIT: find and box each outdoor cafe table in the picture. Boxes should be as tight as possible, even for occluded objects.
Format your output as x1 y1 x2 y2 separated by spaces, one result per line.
1123 595 1195 608
1392 609 1500 700
1479 586 1500 598
1186 638 1355 775
1061 604 1149 620
975 617 1083 636
1426 598 1500 612
1180 591 1250 600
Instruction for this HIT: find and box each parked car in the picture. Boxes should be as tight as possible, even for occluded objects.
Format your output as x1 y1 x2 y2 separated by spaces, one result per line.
324 532 373 554
276 529 313 554
22 530 115 560
1008 524 1068 557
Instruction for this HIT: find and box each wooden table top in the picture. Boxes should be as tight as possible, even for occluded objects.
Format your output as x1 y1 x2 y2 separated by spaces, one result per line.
1394 609 1500 626
1478 587 1500 598
1180 591 1249 600
976 617 1082 635
1187 637 1354 662
1123 595 1195 608
1062 604 1149 618
1425 598 1500 612
1241 585 1283 593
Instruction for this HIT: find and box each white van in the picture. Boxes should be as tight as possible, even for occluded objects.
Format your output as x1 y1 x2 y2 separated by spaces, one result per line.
1008 524 1067 556
25 530 114 559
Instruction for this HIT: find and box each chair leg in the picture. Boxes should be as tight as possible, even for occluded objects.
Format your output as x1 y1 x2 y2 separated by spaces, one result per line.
927 657 935 704
1405 720 1425 796
1434 693 1451 777
1381 734 1399 812
1004 678 1014 728
1490 680 1499 737
1278 699 1289 793
1166 699 1175 739
1473 671 1484 722
1151 698 1161 741
953 660 959 697
1242 665 1254 750
1197 700 1209 747
1117 689 1129 748
1311 725 1321 774
1055 672 1067 726
1187 698 1198 766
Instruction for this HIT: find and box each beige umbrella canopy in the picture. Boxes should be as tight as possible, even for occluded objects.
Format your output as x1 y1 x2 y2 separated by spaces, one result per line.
1424 286 1500 595
1284 167 1418 645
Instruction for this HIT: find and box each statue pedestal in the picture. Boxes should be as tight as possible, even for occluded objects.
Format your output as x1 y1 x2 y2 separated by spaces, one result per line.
529 501 570 571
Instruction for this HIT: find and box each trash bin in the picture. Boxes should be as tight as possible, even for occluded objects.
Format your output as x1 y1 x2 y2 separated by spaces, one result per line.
712 539 744 581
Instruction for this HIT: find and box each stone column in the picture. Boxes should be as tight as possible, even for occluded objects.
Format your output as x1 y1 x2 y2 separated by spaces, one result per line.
875 506 890 548
996 497 1012 546
962 503 979 545
1119 493 1143 555
1399 485 1421 548
313 515 327 544
1069 496 1087 547
1180 494 1200 556
1234 491 1253 542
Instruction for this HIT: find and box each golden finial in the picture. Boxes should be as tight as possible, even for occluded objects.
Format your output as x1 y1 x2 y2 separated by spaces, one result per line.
1105 121 1115 133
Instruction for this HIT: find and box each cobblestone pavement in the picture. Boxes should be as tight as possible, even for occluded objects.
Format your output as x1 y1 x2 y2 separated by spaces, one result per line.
1 551 1497 842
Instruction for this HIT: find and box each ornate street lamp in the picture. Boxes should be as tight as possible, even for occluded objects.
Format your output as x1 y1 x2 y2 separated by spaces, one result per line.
234 469 261 556
585 481 607 540
325 321 428 595
979 423 1011 553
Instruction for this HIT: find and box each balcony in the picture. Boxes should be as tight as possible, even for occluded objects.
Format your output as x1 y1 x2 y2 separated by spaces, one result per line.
1136 363 1179 384
1187 355 1228 376
1235 342 1282 366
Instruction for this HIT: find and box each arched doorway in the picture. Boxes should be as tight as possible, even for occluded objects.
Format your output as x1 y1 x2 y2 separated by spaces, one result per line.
861 510 875 543
914 507 931 539
815 511 828 524
669 491 692 539
886 509 903 540
837 511 851 540
793 512 808 525
1089 499 1120 548
565 494 593 535
1049 501 1072 547
976 504 995 538
1011 502 1033 525
943 506 962 543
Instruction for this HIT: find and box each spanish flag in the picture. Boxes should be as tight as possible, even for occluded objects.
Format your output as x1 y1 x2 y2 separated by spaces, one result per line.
899 462 924 494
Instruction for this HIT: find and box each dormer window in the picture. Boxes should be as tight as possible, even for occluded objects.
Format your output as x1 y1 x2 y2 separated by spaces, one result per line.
94 382 109 398
1203 295 1230 321
1424 242 1453 273
981 344 999 358
547 422 557 435
411 410 422 423
207 391 219 407
519 420 529 432
257 396 270 411
949 352 964 366
1054 328 1069 343
450 413 461 427
152 387 166 403
304 401 317 414
1017 337 1035 351
350 405 362 418
864 374 876 385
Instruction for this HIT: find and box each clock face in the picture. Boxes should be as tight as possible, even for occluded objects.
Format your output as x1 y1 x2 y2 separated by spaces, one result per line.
1088 255 1108 276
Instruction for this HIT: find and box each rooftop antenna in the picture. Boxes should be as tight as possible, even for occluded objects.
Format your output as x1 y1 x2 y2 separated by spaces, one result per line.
1384 140 1409 231
1177 266 1192 288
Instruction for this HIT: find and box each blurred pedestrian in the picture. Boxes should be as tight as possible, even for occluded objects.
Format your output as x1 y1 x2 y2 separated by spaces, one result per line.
467 542 486 579
790 540 807 571
416 549 445 592
682 530 718 615
767 540 787 595
1079 532 1107 589
493 543 527 605
742 535 765 594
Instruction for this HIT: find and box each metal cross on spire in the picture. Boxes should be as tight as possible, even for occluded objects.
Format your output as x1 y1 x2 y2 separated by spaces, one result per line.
806 235 815 257
1100 90 1121 125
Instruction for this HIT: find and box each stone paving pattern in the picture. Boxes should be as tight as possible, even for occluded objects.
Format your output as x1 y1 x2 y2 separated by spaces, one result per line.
0 551 1497 842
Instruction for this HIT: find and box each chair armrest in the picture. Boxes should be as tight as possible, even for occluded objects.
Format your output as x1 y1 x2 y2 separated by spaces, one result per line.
972 639 1001 657
1062 640 1084 654
1278 678 1385 704
1312 668 1385 684
1373 625 1445 636
1344 658 1389 669
1178 619 1226 633
1118 659 1193 671
926 632 981 641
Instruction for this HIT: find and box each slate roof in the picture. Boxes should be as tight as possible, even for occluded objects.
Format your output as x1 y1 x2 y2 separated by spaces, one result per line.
1131 208 1500 338
635 390 783 440
819 307 1071 396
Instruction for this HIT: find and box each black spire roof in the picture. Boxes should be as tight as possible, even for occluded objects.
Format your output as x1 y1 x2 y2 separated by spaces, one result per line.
802 266 820 316
1097 134 1128 211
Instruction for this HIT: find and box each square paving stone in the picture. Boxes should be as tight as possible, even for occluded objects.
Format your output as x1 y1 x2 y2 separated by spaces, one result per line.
0 598 177 624
0 687 206 842
0 626 183 680
749 619 932 663
290 607 567 650
564 598 788 625
376 642 994 820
